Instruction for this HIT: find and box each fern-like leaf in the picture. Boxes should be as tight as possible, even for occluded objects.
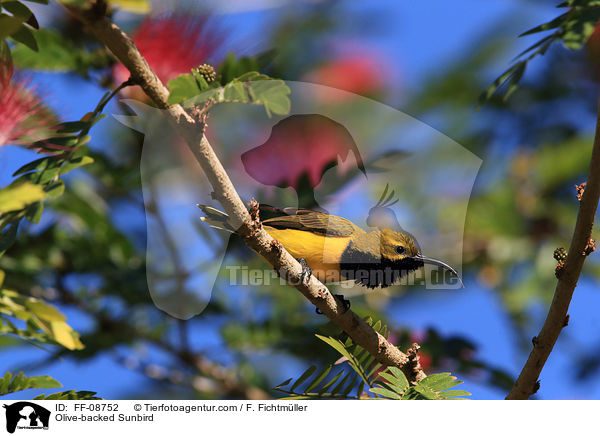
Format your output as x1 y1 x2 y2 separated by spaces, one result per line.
273 318 472 400
480 1 600 106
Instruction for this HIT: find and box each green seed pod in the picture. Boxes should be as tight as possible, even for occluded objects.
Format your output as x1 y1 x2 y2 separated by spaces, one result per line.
196 64 217 83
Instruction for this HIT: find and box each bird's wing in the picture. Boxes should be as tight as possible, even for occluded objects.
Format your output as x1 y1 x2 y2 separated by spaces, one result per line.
263 209 361 237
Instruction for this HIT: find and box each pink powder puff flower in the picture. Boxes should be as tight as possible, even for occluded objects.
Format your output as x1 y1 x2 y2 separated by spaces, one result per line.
303 53 388 98
113 14 224 100
0 54 57 148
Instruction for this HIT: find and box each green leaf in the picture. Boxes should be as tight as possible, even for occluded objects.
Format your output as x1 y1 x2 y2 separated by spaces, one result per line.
357 381 365 398
372 320 382 332
367 362 383 378
371 386 402 399
479 63 521 107
0 13 25 39
419 373 462 391
0 38 11 65
9 24 38 51
14 166 60 185
277 394 313 400
0 289 84 350
12 157 61 177
10 28 84 71
378 369 409 394
168 66 291 117
481 3 600 106
0 222 19 256
520 13 568 36
167 74 203 105
0 371 62 396
370 366 410 399
316 334 352 359
223 80 247 102
190 69 213 91
2 2 34 21
0 182 46 213
44 180 65 197
411 373 471 400
247 79 291 116
402 387 428 400
57 121 91 133
274 378 292 389
438 390 472 399
388 367 409 383
55 0 88 7
355 347 372 367
60 156 94 175
316 334 371 386
218 53 260 85
25 300 66 322
318 369 344 395
24 201 43 223
44 135 86 148
412 383 442 399
342 373 358 396
568 0 600 5
50 320 84 350
290 365 316 391
304 365 331 393
370 371 471 400
34 390 101 400
330 371 352 396
107 0 150 13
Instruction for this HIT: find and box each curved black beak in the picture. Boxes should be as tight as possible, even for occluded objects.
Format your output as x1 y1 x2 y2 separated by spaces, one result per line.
411 254 464 288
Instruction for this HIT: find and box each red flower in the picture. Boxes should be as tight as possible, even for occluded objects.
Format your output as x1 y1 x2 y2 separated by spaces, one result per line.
114 15 224 99
303 53 387 97
0 55 56 148
241 114 365 189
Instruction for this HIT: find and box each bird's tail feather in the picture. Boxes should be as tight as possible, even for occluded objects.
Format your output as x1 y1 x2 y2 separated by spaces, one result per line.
197 204 235 233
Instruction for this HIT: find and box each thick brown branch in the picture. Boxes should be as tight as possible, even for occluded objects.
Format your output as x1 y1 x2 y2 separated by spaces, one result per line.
506 97 600 400
69 6 426 383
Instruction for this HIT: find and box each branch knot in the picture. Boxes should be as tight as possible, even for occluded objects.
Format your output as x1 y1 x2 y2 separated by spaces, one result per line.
583 238 596 256
575 182 587 201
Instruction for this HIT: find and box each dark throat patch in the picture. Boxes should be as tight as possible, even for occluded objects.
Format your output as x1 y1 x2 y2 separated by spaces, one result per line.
339 245 424 288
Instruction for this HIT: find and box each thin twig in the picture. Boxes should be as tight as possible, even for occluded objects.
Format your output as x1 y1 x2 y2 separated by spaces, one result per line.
506 96 600 400
67 4 426 383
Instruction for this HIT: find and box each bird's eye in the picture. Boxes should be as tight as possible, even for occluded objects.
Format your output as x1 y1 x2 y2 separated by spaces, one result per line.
395 246 406 255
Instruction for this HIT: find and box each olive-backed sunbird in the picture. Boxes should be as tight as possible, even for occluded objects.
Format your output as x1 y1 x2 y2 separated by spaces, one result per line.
198 204 462 289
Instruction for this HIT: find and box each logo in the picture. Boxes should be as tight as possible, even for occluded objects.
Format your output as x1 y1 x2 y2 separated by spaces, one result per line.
3 402 50 434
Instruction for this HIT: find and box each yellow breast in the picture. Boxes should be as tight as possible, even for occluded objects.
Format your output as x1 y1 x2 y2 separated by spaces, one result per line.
264 226 351 283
